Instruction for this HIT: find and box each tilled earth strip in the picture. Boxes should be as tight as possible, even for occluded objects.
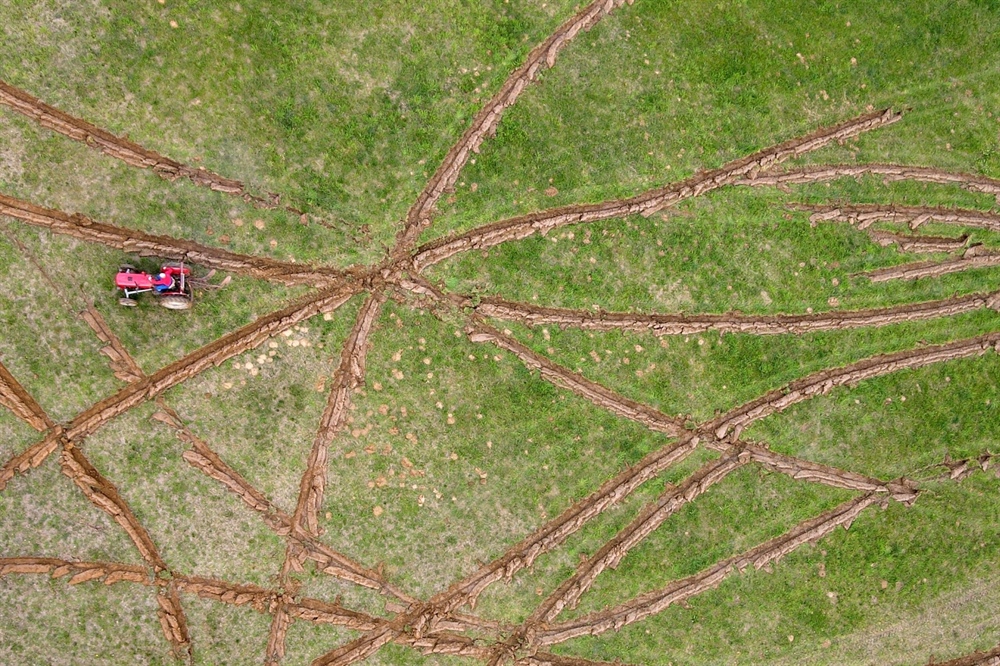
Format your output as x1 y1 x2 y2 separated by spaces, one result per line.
710 332 1000 440
0 360 54 432
863 247 1000 282
0 80 285 209
411 108 902 271
529 494 879 648
791 203 1000 234
0 192 351 287
733 164 1000 200
394 0 633 254
866 230 970 254
66 283 360 442
470 291 1000 336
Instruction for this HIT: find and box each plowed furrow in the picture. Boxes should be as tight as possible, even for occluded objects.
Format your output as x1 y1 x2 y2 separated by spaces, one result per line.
0 192 348 287
66 284 359 442
311 434 700 666
292 291 385 537
157 585 192 659
471 291 998 336
0 80 283 209
80 302 146 383
532 494 878 646
265 605 292 666
394 0 633 254
0 429 63 492
466 319 684 436
528 452 748 626
792 203 1000 234
0 360 53 431
59 442 169 572
734 164 1000 198
864 250 1000 282
711 333 1000 441
741 443 918 504
0 556 150 584
412 109 901 270
152 406 407 600
866 230 969 254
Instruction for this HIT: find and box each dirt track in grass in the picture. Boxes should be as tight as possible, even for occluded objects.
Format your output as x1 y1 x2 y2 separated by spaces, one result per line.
2 6 1000 665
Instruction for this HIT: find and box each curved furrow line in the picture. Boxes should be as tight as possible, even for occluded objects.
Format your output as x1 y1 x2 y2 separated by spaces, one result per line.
58 442 169 572
711 332 1000 441
0 80 290 210
863 248 1000 282
532 494 878 646
292 291 386 537
865 230 970 254
733 164 1000 199
411 108 901 271
393 0 634 255
466 319 686 436
66 283 360 442
0 428 63 492
0 359 54 431
0 192 352 287
471 291 1000 336
791 203 1000 234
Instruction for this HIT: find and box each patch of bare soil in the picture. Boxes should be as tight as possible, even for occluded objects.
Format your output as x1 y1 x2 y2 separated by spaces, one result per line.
411 109 901 271
471 291 999 335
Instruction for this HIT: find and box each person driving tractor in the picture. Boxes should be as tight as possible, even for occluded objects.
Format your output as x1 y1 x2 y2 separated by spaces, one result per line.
151 272 175 292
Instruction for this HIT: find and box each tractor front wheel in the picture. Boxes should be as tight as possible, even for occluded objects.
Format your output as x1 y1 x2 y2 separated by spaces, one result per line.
158 294 193 310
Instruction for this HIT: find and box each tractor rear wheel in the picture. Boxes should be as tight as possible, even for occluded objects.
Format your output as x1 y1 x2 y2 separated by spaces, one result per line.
119 264 138 273
118 297 138 307
158 294 193 310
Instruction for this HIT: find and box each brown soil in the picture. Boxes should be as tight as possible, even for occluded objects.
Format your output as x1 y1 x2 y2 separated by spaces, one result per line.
531 494 878 647
734 164 1000 200
0 80 287 210
863 248 1000 282
411 108 901 271
0 428 63 491
865 230 970 254
471 291 998 336
0 360 54 432
392 0 634 256
791 203 1000 234
0 192 351 287
80 303 146 383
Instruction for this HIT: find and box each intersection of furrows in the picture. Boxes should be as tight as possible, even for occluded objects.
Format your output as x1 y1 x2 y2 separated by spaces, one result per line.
2 2 1000 665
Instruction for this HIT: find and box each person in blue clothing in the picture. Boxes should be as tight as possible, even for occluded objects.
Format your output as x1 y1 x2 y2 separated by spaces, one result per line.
151 272 175 292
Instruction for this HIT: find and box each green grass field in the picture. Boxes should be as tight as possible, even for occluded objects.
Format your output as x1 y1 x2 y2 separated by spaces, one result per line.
2 1 1000 665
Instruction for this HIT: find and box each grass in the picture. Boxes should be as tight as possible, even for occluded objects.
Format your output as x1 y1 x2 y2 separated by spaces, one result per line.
2 0 1000 664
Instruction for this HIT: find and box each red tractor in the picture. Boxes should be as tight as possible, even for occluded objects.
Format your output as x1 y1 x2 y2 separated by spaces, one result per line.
115 263 194 310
